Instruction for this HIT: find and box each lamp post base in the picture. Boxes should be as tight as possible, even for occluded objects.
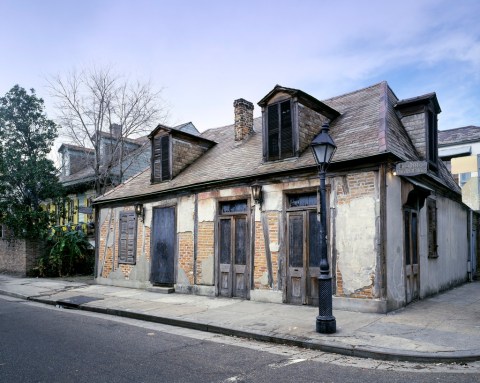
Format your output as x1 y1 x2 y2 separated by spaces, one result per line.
316 316 336 334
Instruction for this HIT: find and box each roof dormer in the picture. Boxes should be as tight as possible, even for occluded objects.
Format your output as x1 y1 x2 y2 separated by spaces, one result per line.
257 85 340 162
58 143 95 176
148 123 216 184
395 93 441 172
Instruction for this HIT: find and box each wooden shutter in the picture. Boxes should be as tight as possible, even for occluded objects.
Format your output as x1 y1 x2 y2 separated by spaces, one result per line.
267 104 279 160
161 135 170 180
152 135 170 182
427 199 438 258
118 211 137 264
267 101 293 161
280 100 293 158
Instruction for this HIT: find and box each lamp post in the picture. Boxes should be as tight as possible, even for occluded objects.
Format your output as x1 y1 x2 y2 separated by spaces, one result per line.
310 122 336 334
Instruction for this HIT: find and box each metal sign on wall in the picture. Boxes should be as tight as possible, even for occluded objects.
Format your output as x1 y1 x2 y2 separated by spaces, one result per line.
395 161 428 176
78 207 93 214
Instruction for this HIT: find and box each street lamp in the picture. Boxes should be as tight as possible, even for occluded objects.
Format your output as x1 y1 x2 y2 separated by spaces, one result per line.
310 121 337 334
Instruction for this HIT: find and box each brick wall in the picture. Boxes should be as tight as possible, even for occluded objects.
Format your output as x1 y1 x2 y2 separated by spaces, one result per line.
297 103 328 153
196 221 215 285
335 172 376 204
401 113 426 158
172 138 207 177
0 238 43 276
178 231 194 285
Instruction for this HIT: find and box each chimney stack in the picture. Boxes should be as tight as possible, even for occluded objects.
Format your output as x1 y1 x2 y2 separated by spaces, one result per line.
234 98 254 141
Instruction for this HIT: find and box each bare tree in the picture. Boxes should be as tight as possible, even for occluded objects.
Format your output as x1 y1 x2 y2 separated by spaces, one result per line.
48 66 168 195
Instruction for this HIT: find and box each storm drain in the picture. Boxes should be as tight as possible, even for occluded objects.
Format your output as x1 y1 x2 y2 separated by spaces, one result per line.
56 295 104 309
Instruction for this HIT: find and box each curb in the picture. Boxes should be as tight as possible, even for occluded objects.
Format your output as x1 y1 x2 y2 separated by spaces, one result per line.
23 294 480 364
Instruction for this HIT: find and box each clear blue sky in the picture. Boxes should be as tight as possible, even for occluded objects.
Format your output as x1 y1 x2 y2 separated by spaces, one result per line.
1 0 479 133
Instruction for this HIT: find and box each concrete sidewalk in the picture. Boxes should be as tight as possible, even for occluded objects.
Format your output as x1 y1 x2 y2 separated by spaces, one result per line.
1 274 479 363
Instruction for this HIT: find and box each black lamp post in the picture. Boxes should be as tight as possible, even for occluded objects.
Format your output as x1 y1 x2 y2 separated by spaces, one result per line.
311 122 336 334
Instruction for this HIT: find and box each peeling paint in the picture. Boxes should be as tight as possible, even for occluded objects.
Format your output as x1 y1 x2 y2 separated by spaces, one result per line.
177 195 195 232
200 255 214 285
336 196 377 294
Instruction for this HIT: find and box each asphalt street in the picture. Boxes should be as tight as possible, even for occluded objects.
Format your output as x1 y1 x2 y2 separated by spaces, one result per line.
0 295 478 383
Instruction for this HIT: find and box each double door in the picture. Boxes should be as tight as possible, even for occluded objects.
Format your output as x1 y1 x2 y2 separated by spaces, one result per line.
287 210 321 305
218 206 249 299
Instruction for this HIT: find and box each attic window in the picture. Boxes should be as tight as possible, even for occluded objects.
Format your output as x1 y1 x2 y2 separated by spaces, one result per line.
152 135 171 182
266 100 294 161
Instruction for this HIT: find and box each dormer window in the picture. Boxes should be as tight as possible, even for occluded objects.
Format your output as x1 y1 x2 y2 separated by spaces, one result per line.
427 110 438 171
266 100 294 161
152 134 171 182
258 86 340 164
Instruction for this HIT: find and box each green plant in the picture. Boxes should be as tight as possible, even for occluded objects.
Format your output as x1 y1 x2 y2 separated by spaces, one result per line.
33 227 93 277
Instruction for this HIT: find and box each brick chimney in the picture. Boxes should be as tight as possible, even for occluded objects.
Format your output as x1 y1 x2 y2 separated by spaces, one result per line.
234 98 254 141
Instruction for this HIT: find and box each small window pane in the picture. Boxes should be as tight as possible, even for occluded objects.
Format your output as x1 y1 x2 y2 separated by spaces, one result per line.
220 219 231 264
289 193 317 208
235 218 247 265
289 215 303 267
220 200 248 214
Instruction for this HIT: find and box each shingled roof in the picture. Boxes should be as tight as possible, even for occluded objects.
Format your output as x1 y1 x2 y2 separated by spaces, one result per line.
438 126 480 147
94 82 456 203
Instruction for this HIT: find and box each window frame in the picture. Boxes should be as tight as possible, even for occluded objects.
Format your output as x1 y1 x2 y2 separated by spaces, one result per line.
265 99 294 161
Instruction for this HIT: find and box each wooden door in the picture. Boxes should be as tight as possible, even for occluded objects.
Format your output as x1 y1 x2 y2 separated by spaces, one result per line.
404 209 419 303
151 207 176 286
218 214 248 298
287 210 321 305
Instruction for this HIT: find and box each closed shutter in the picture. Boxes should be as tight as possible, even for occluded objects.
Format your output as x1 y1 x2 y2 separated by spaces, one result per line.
427 199 438 258
118 211 137 264
152 135 170 182
161 135 170 180
280 100 293 158
267 104 279 160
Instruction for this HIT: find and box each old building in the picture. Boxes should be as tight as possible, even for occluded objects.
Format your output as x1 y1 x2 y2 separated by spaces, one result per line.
93 82 471 312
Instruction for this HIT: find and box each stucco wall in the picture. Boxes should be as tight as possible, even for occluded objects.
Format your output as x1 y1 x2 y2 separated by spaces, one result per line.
419 196 468 296
333 172 379 299
385 172 406 310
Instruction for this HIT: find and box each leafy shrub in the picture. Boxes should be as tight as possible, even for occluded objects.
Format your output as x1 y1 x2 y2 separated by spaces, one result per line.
32 227 94 277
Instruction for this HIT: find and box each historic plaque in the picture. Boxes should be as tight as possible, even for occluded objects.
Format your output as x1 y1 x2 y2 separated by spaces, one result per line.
395 161 428 176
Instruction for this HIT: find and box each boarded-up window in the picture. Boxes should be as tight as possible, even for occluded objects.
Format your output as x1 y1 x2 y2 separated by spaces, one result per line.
427 199 438 258
118 211 137 264
152 135 171 182
267 100 293 161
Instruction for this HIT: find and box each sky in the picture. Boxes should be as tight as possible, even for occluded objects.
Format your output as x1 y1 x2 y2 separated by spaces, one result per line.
1 0 479 137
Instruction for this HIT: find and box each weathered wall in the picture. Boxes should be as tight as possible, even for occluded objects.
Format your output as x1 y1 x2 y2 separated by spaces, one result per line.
0 238 43 276
385 172 406 310
419 195 468 296
332 171 379 299
97 205 151 288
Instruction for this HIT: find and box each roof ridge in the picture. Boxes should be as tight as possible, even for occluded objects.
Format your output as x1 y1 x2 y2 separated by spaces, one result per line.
322 81 387 103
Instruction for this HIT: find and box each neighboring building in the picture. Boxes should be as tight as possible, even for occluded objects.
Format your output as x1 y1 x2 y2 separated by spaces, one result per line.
438 126 480 279
439 126 480 201
93 82 472 313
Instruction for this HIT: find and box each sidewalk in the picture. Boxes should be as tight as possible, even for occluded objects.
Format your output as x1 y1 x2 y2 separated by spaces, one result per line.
1 274 479 363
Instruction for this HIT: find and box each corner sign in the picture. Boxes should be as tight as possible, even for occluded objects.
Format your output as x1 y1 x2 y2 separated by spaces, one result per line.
395 161 428 176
